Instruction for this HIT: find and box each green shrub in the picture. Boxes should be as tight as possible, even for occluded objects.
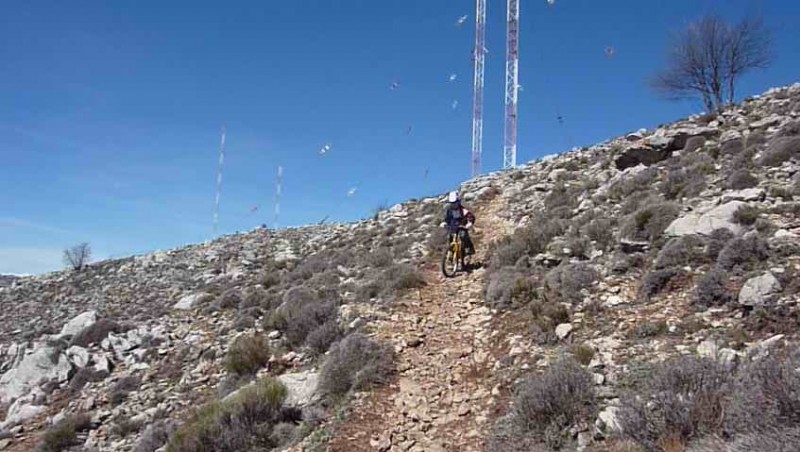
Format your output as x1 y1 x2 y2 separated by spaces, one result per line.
709 428 800 452
501 358 597 450
632 319 668 338
733 205 760 225
166 378 294 452
768 185 794 201
363 248 393 268
621 202 680 243
758 137 800 167
544 263 598 304
694 267 731 307
318 333 393 399
111 417 145 438
721 138 745 156
259 272 281 289
225 334 270 376
582 218 614 251
231 315 255 332
730 147 757 171
745 130 766 152
619 352 800 451
135 420 178 452
488 236 527 270
620 191 658 216
727 351 800 434
426 228 451 255
69 367 107 392
563 234 590 258
608 168 658 200
777 120 800 137
654 235 702 269
485 269 535 308
639 267 682 301
544 183 577 212
705 229 735 261
386 264 426 291
717 235 769 272
683 135 706 153
212 288 242 311
490 215 567 269
269 291 337 348
726 170 759 190
661 166 706 200
305 320 342 356
619 356 729 450
569 344 596 366
38 413 92 452
109 375 142 406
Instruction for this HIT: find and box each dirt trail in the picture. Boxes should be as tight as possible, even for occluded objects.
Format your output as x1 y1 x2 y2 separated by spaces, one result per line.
325 198 514 452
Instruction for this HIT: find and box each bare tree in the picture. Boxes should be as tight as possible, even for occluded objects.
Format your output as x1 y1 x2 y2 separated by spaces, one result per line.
64 242 92 271
652 15 771 113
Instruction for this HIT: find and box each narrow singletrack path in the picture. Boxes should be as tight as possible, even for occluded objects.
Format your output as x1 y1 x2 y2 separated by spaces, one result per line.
325 198 514 452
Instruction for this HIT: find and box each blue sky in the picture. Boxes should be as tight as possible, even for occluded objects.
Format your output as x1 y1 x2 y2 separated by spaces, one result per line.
1 0 799 275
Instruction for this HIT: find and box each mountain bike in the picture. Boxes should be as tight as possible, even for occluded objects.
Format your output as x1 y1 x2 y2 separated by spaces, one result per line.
442 226 466 278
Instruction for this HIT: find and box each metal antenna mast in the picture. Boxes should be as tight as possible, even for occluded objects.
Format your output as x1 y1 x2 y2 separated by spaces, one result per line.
471 0 487 177
273 165 283 229
213 126 226 233
503 0 520 169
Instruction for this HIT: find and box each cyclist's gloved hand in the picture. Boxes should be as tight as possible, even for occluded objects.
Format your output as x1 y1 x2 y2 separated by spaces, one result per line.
439 222 447 228
464 222 473 230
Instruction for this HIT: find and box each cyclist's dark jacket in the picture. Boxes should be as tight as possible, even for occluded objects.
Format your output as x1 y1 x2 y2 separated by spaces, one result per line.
444 205 475 230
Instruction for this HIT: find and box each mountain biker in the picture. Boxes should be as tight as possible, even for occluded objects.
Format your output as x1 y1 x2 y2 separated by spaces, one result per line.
440 191 475 256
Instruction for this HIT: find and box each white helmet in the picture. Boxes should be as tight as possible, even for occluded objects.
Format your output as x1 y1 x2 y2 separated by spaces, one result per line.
447 191 460 203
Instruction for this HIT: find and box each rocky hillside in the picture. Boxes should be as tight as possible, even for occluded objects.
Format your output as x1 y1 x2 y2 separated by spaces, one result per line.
0 276 17 288
1 82 799 452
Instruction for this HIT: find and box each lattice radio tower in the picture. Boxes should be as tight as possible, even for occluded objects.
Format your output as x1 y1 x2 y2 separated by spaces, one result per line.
503 0 520 169
471 0 487 178
213 126 226 233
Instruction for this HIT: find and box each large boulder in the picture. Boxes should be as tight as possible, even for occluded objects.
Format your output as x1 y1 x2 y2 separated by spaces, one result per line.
750 115 782 129
0 344 72 404
173 293 207 310
720 129 743 143
721 188 765 203
91 352 112 375
59 311 97 337
696 340 739 367
555 323 574 340
101 328 145 360
665 201 745 237
277 371 319 407
614 146 671 170
594 406 621 437
1 402 46 429
738 272 782 306
0 389 46 429
66 346 90 369
616 129 718 170
0 343 25 374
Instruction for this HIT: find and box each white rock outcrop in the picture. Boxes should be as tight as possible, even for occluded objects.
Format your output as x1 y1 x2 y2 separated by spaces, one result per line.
173 293 207 310
277 371 320 407
665 201 745 236
738 272 782 306
60 310 97 337
0 344 72 404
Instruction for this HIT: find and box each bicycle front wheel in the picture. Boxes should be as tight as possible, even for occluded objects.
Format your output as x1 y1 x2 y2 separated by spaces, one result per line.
442 246 457 278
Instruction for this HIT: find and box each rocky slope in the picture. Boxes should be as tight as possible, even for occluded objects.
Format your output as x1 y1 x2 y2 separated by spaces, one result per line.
1 82 799 452
0 276 17 288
